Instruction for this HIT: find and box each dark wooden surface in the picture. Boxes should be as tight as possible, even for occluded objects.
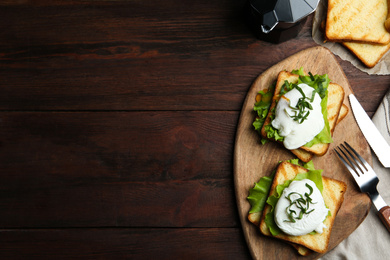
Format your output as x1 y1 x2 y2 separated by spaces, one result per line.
0 1 388 259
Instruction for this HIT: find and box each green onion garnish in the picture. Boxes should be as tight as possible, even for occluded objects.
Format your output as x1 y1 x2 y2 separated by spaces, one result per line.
284 183 316 223
286 86 317 124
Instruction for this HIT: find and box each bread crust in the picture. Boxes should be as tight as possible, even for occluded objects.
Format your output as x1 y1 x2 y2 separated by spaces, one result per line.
342 41 390 68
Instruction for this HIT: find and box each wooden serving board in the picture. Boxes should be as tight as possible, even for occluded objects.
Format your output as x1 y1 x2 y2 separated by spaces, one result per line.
234 46 371 260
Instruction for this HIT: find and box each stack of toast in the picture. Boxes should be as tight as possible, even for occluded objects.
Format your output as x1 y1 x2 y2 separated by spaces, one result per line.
324 0 390 67
260 70 348 162
248 161 347 255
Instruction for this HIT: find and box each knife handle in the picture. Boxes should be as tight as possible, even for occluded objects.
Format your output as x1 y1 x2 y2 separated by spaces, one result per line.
378 206 390 232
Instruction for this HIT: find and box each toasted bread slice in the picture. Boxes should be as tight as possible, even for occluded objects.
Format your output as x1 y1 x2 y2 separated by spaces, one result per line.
248 212 261 226
259 161 347 254
325 0 390 45
291 243 312 256
342 41 390 68
290 149 314 164
260 71 344 159
337 104 348 124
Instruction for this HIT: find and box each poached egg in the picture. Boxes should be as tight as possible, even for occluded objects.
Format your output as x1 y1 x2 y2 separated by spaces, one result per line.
274 179 329 236
271 83 324 150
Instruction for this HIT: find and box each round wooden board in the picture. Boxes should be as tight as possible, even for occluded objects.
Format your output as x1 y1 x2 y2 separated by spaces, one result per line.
234 46 371 260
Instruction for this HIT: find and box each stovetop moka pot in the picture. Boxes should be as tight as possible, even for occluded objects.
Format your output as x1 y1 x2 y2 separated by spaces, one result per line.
245 0 320 43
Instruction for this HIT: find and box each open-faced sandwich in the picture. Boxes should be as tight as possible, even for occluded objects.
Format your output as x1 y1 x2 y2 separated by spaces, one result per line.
253 68 348 162
247 160 347 255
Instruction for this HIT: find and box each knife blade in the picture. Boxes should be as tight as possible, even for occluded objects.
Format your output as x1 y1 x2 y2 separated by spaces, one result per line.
349 94 390 168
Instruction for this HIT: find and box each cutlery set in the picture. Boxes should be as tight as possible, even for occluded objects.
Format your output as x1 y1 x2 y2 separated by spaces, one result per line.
335 95 390 232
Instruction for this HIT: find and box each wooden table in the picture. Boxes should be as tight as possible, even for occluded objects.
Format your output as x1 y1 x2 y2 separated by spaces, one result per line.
0 1 388 259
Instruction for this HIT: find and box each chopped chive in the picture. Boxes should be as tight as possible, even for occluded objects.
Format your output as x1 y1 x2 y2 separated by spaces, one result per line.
283 183 316 223
305 183 313 196
295 86 306 98
310 89 317 102
286 86 317 124
300 111 310 123
309 72 315 81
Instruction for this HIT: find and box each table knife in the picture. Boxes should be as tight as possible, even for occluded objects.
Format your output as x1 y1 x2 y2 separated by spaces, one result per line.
349 94 390 168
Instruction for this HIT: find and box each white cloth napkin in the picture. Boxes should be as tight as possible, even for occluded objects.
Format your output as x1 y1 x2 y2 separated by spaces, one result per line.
321 92 390 259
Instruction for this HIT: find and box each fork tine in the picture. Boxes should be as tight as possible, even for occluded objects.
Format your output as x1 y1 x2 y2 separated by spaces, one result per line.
344 141 372 172
334 145 366 190
334 146 360 178
340 142 366 176
334 147 354 173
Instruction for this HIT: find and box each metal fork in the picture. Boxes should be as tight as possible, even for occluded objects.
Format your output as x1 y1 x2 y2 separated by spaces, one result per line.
335 141 390 232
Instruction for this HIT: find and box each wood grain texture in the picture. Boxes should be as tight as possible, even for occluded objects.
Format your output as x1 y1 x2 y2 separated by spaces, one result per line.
234 46 371 260
0 228 251 259
378 206 390 232
0 111 239 228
